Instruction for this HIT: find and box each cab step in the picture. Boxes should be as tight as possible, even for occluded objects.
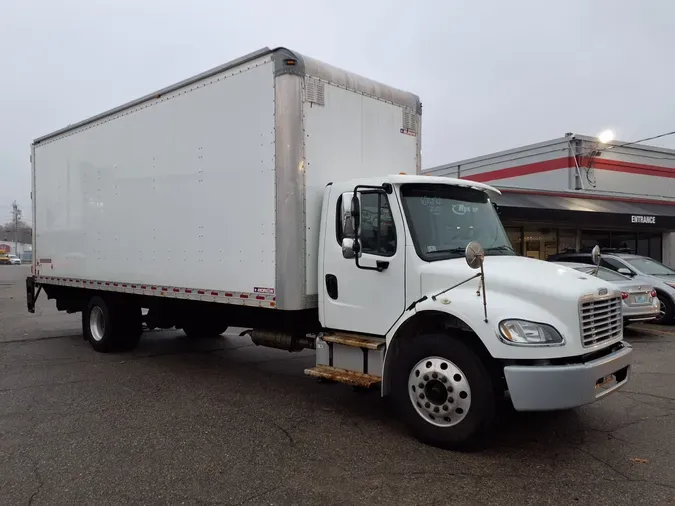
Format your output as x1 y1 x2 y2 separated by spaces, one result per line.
304 365 382 388
314 333 385 377
322 332 385 350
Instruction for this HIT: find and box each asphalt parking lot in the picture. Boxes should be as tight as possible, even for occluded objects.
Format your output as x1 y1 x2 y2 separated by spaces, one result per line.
1 265 674 505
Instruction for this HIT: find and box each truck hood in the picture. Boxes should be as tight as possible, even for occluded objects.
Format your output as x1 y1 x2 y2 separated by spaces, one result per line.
420 255 614 304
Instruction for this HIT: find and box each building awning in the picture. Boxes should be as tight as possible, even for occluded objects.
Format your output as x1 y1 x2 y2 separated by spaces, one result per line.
492 190 675 229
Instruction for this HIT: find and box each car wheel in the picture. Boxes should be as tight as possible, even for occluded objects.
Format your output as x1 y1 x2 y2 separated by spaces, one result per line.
390 333 500 451
654 294 674 325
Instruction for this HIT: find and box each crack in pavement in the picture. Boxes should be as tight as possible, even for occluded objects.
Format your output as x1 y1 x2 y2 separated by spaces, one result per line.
27 457 44 506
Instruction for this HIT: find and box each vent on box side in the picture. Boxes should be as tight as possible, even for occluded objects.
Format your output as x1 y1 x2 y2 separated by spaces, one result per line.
305 77 325 106
402 109 418 134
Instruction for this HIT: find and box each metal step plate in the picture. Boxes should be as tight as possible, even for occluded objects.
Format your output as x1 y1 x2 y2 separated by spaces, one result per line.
321 333 385 350
304 365 382 388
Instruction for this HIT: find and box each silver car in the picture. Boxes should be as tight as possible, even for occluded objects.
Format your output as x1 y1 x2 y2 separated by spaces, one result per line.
554 262 660 324
549 252 675 324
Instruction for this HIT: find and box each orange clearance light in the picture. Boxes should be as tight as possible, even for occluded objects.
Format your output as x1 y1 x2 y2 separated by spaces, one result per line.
284 59 297 66
399 171 407 175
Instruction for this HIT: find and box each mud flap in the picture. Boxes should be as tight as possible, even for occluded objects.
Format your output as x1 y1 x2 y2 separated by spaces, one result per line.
26 276 40 314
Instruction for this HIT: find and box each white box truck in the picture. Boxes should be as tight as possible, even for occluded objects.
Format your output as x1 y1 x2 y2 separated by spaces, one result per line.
27 46 632 449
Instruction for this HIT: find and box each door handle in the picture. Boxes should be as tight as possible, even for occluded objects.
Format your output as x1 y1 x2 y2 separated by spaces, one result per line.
376 260 389 272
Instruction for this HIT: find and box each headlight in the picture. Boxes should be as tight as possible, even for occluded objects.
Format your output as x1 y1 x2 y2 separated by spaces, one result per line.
498 319 564 345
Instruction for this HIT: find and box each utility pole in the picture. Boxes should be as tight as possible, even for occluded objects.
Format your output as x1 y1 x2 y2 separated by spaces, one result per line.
11 201 21 256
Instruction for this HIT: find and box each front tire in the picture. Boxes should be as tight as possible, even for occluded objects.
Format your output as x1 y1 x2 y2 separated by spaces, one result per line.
391 333 499 451
83 296 142 352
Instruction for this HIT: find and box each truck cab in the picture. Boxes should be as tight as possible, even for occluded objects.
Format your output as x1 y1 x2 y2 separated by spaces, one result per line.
313 174 632 449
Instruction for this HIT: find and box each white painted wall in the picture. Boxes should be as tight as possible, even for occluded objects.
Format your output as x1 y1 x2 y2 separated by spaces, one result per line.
663 232 675 268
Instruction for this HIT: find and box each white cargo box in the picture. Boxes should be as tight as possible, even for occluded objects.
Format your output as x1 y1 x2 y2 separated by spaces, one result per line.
32 47 421 311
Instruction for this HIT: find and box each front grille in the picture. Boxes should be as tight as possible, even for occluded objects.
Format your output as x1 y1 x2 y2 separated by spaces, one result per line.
579 296 623 347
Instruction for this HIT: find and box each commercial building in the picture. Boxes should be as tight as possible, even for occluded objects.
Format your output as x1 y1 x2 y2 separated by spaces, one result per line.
424 133 675 266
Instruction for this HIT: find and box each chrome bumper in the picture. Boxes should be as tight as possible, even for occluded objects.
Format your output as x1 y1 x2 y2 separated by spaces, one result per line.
504 341 632 411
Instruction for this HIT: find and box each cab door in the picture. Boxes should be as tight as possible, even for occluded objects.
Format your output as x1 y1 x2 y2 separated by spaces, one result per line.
321 187 406 336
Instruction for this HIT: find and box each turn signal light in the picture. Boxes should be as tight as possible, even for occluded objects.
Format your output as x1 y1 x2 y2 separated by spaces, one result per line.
650 290 657 298
621 292 629 300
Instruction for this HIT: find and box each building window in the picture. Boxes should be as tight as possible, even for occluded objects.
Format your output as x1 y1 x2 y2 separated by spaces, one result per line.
524 228 556 260
649 235 662 262
505 227 522 255
610 232 637 252
558 229 577 254
581 230 610 251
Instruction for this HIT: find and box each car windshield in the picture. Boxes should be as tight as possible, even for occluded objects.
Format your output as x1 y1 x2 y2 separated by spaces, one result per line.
400 183 514 261
578 266 628 282
625 257 675 276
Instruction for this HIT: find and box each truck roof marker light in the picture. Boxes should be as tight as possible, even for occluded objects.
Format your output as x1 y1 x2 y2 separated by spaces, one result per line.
240 294 249 299
211 291 219 296
172 288 179 292
399 172 407 175
256 295 265 300
283 58 297 66
185 289 192 294
197 290 205 295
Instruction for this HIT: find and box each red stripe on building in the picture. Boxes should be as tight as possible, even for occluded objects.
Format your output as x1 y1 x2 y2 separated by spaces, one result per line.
462 158 570 182
462 156 674 183
499 187 675 206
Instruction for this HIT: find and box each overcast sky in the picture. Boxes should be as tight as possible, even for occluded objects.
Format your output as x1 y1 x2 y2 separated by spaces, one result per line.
1 0 673 223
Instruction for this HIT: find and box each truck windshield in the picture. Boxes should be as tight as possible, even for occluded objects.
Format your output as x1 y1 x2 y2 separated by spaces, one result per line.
400 183 515 262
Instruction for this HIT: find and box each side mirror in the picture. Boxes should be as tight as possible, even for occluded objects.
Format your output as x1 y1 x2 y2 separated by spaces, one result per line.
591 245 601 266
341 238 361 259
617 267 633 276
341 192 355 237
350 193 361 237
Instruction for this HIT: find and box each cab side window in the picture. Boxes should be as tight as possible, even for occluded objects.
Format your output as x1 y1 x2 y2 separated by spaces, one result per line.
359 192 396 257
335 192 397 257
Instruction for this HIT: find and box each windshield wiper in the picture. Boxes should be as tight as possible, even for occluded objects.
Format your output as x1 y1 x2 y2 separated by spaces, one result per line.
485 245 516 254
428 247 466 255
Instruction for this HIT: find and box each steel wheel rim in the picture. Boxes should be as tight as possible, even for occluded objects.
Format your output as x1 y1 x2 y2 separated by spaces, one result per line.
408 356 471 428
89 306 105 342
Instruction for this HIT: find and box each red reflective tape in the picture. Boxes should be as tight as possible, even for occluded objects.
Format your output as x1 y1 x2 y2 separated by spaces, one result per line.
211 291 219 296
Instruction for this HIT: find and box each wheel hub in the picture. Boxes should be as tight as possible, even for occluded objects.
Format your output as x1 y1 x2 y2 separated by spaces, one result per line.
89 306 106 342
408 356 471 428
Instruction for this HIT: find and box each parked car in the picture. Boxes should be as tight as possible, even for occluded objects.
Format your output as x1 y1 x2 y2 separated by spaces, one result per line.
552 262 659 325
549 251 675 324
0 254 9 265
7 254 22 265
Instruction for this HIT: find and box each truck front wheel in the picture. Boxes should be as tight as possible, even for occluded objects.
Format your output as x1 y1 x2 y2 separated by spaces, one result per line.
391 333 499 450
83 296 142 353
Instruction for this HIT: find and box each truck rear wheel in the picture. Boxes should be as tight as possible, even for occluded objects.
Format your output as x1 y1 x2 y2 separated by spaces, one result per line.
391 333 499 451
83 296 142 353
